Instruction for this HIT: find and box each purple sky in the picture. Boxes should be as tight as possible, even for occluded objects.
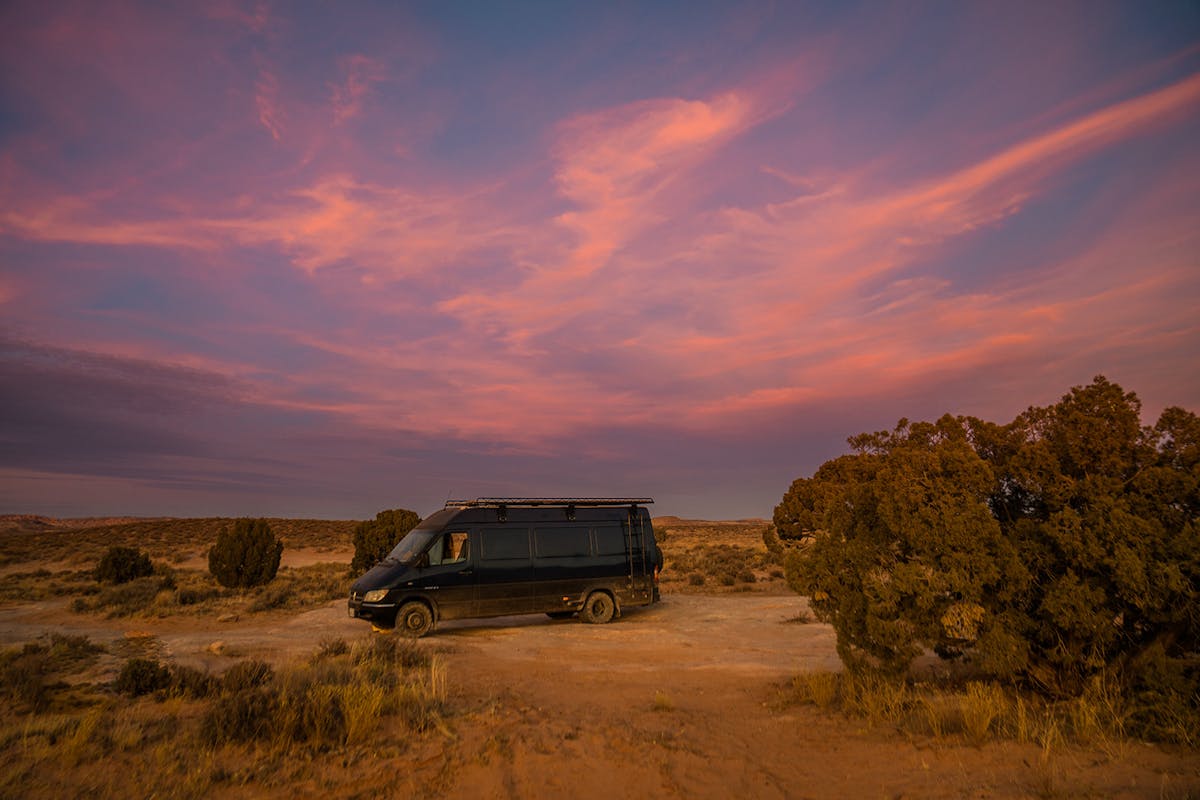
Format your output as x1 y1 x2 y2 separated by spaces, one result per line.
1 2 1198 521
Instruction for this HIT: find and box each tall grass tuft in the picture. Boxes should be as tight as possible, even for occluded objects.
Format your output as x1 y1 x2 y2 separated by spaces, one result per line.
959 681 1005 744
791 671 841 710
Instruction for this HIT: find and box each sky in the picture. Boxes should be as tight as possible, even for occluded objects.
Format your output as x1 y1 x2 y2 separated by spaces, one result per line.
1 1 1198 521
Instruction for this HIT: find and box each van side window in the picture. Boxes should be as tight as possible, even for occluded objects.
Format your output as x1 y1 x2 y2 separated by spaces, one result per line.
593 528 626 556
437 532 468 564
534 527 590 558
481 529 530 560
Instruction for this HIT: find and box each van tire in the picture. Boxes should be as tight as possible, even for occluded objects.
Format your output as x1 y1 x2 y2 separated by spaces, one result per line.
579 592 615 624
396 602 433 637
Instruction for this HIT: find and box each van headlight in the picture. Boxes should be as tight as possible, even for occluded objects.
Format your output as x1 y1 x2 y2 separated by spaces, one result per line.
363 589 389 603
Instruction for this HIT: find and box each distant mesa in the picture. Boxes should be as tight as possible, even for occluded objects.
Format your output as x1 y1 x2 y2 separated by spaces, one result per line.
652 516 769 527
0 514 169 534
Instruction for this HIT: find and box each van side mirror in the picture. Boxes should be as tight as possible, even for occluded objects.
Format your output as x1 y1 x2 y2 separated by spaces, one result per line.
417 552 430 569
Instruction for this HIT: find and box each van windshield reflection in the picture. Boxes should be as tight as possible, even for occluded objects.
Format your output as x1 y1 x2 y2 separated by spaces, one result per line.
384 529 437 566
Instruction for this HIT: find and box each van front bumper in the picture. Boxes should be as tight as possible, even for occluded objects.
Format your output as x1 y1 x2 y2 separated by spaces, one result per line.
347 593 398 625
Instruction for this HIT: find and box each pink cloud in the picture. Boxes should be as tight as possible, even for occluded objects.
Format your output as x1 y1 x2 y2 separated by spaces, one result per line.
0 173 518 279
551 91 763 278
255 69 285 141
331 55 387 124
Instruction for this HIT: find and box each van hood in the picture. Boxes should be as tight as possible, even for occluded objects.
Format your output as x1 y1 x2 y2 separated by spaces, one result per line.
350 560 414 593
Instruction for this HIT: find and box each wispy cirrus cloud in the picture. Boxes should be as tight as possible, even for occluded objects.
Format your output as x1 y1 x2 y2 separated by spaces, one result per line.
0 174 516 278
331 55 387 124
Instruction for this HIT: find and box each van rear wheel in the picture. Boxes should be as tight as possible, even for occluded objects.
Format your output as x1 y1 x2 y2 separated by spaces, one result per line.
579 592 615 624
396 602 433 637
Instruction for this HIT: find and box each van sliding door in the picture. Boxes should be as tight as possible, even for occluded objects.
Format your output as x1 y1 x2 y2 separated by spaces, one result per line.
474 527 534 617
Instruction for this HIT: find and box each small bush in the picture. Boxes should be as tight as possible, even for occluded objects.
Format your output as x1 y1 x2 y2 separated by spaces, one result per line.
737 570 757 584
176 584 223 606
78 576 160 617
115 658 172 696
45 633 105 671
280 682 346 745
208 518 283 589
315 637 350 660
170 664 216 698
651 691 675 712
762 525 784 562
0 643 50 710
95 546 153 584
352 633 428 671
248 583 291 612
222 660 274 692
688 573 705 586
201 689 278 744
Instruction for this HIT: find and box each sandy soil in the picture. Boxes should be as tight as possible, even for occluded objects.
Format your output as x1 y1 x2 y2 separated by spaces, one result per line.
3 571 1199 799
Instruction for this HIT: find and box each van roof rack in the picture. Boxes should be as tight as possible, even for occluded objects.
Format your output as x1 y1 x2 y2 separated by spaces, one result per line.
445 497 653 508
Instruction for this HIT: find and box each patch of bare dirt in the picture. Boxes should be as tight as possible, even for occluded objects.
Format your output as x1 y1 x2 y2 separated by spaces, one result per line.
3 588 1198 798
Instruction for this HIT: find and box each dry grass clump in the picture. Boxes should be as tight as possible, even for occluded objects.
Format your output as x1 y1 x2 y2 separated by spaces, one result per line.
0 569 97 602
781 670 1138 751
68 563 346 619
200 634 445 748
0 633 106 712
651 691 676 712
0 633 450 797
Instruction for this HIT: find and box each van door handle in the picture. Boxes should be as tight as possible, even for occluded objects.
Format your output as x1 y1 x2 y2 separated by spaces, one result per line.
461 569 473 575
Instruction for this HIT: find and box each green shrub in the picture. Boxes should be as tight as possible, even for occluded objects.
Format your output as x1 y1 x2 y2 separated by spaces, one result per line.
688 572 705 586
778 376 1200 731
208 518 283 589
95 546 153 584
351 509 421 572
762 525 784 562
115 658 172 696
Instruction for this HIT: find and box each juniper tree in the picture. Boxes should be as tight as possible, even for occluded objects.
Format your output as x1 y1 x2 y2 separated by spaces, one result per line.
780 377 1199 705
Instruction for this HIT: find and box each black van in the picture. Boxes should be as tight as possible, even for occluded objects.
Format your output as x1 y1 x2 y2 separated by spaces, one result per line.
348 498 662 636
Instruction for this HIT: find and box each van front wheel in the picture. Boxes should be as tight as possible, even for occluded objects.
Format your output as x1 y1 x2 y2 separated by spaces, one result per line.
580 592 615 624
396 602 433 637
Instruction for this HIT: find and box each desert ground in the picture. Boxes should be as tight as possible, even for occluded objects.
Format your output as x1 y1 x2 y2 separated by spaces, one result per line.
1 516 1198 798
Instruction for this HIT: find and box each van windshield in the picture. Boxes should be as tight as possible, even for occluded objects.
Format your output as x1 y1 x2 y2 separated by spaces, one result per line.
384 529 438 566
